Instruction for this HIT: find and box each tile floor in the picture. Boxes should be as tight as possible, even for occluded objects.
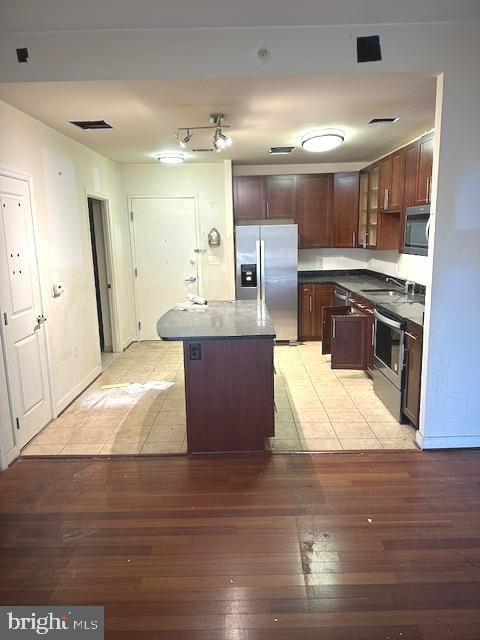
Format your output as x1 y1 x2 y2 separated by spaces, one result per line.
21 341 418 457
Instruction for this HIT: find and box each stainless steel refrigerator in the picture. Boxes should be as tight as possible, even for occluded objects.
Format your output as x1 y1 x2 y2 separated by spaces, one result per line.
235 223 298 343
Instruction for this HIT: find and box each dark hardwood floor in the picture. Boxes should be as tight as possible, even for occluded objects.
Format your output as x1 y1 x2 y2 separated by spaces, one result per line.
1 451 480 639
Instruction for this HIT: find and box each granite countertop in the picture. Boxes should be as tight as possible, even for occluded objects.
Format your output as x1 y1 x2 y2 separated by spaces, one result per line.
299 270 425 327
157 300 276 341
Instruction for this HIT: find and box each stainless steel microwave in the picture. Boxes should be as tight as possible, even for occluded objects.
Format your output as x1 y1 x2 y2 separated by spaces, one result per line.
403 205 430 256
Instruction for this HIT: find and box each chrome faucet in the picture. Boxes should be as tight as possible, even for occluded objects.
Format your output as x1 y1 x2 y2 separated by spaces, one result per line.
386 276 415 294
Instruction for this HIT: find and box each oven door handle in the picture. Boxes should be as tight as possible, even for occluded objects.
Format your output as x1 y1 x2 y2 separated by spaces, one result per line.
373 309 404 330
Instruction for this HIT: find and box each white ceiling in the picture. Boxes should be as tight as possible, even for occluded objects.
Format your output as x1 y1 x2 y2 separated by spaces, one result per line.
0 73 436 165
1 0 479 31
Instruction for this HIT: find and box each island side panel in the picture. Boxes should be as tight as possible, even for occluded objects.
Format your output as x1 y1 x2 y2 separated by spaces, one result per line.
183 338 274 453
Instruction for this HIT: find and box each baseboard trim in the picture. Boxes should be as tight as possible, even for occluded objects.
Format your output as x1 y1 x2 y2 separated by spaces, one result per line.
121 335 136 351
416 432 480 449
55 365 102 416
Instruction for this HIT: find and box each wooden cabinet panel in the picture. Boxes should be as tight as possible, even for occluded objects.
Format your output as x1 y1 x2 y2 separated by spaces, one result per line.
403 321 423 427
403 142 419 208
299 285 315 339
379 156 392 211
379 150 404 211
358 171 369 247
295 174 333 248
416 134 434 205
321 305 350 355
350 298 375 372
367 166 379 248
184 338 274 453
266 175 296 219
331 315 369 370
299 284 334 340
332 172 360 248
233 176 266 220
314 284 334 340
390 149 405 210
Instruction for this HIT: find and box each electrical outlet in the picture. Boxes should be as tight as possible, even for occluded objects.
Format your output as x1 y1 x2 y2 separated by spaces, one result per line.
188 343 201 361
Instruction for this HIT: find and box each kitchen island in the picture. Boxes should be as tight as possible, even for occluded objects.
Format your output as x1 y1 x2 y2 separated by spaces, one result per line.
157 300 275 454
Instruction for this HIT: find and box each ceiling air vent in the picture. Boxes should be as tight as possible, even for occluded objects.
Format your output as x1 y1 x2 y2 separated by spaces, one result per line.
269 146 294 155
70 120 113 130
368 117 399 125
192 148 214 153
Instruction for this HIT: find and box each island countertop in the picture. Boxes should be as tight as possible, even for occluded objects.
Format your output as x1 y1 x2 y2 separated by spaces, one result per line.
157 300 276 341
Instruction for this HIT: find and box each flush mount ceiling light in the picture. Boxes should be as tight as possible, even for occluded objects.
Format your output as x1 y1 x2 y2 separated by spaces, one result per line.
157 152 184 164
301 129 345 152
176 114 232 155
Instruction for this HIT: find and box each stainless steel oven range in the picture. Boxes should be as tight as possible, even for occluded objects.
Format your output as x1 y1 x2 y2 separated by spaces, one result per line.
372 308 405 421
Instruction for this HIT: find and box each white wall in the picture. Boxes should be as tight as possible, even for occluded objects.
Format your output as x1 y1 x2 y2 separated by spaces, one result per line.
121 162 235 302
0 100 134 428
298 248 429 285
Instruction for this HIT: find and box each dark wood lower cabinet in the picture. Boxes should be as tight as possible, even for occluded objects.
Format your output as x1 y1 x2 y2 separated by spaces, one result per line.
299 283 334 340
184 338 274 453
321 305 350 354
403 321 423 427
331 315 370 370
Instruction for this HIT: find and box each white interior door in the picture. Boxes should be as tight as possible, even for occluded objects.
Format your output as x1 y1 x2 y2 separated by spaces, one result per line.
0 174 52 449
131 197 199 340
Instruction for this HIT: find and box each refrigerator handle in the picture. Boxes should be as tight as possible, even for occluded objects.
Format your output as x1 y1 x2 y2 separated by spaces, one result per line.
255 240 262 302
260 240 266 301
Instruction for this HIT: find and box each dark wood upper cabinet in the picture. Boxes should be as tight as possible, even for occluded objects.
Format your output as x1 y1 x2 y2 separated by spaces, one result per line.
332 172 360 248
379 150 405 211
331 315 369 370
295 174 333 248
403 142 419 208
403 321 423 428
416 134 434 205
265 175 296 219
233 176 266 220
321 305 350 355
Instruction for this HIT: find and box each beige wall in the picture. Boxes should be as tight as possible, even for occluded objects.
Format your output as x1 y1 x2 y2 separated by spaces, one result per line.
121 161 235 302
0 100 134 426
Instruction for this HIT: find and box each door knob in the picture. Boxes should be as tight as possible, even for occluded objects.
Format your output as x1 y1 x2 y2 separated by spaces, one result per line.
36 314 47 325
184 276 197 283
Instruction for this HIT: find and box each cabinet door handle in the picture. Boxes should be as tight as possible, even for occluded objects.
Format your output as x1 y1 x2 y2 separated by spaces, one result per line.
309 296 313 313
266 201 270 218
384 188 389 209
352 231 356 247
371 323 375 346
405 331 418 341
332 318 336 339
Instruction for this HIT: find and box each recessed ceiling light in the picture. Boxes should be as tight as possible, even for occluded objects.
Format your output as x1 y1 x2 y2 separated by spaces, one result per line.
301 129 345 152
157 153 184 164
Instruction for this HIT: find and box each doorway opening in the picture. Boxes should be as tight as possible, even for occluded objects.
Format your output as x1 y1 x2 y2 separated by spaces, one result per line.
87 197 116 369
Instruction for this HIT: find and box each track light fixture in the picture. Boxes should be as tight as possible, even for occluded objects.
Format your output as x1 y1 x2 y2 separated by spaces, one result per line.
178 130 193 148
176 114 232 155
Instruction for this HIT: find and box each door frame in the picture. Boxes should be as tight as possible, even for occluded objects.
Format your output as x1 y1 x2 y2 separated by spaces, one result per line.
0 167 55 466
127 194 201 341
85 192 121 354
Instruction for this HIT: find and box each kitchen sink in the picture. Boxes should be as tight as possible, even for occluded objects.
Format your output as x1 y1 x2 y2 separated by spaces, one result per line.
361 288 403 296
